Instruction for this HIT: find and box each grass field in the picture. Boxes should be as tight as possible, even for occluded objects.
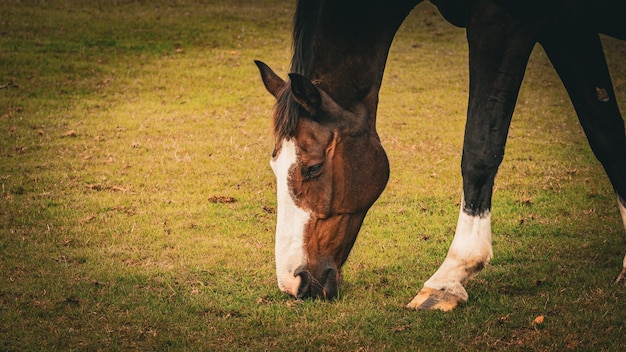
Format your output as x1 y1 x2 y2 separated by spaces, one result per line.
1 0 625 350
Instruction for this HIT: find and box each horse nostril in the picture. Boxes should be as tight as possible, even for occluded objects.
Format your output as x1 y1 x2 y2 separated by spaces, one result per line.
294 267 311 299
322 267 338 300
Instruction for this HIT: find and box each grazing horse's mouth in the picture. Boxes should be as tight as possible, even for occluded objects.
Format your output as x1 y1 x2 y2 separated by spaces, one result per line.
294 263 341 299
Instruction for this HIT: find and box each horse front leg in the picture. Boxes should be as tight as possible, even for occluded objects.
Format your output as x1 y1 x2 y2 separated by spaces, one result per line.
408 4 537 311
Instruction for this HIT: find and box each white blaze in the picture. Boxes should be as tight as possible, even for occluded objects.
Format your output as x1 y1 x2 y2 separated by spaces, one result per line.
423 201 493 302
270 139 310 296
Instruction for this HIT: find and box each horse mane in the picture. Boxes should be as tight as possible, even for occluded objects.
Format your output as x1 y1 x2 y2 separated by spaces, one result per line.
291 0 319 76
273 0 320 141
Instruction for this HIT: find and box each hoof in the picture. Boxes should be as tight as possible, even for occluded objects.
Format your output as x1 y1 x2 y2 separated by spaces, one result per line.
616 268 626 285
407 287 465 311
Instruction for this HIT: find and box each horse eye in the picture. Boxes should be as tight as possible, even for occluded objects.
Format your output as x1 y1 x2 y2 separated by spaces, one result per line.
304 163 324 180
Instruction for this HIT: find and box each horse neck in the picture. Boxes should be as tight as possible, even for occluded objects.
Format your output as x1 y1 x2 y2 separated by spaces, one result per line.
293 1 420 121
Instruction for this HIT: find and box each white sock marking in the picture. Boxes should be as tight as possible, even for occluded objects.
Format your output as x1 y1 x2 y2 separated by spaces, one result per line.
618 196 626 232
618 197 626 275
423 202 493 301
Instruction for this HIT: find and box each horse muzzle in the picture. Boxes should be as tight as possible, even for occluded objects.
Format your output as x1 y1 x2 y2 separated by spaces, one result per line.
293 262 342 299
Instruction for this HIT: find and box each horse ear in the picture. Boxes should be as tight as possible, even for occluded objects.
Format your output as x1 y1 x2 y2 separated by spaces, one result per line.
255 60 285 98
288 73 322 116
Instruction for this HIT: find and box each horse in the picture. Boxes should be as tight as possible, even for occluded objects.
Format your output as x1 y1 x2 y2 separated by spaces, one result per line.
255 0 626 310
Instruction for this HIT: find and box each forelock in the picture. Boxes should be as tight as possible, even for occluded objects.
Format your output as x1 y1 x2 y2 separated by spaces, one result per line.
273 87 301 141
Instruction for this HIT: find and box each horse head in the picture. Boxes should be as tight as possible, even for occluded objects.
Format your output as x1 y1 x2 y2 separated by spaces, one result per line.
255 61 389 299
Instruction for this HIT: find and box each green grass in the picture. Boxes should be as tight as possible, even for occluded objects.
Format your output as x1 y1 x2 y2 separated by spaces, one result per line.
1 1 625 350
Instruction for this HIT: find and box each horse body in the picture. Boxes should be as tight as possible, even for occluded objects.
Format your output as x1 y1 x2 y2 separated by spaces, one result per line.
256 0 626 308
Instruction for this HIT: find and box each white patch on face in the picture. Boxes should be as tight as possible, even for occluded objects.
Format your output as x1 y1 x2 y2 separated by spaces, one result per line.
423 201 493 301
270 139 310 296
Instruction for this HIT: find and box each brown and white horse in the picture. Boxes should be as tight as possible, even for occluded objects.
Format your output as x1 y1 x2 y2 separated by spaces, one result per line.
255 0 626 310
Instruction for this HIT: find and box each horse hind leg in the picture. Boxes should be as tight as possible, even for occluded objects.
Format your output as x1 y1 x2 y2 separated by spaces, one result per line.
540 28 626 285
